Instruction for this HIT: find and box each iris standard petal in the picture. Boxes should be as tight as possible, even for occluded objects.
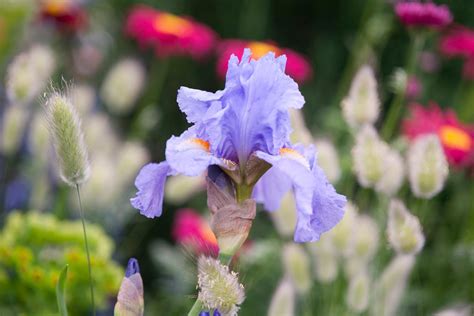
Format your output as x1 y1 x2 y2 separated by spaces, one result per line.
178 49 305 163
130 162 171 218
177 87 224 124
165 127 223 177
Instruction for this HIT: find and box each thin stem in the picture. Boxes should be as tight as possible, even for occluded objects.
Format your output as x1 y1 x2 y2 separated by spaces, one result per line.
382 32 424 140
75 184 96 316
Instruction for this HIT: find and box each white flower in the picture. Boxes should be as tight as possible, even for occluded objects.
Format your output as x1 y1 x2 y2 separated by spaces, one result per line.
408 134 448 199
387 199 425 255
342 65 380 128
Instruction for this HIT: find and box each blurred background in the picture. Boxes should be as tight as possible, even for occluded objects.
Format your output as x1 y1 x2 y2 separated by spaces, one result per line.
1 0 473 315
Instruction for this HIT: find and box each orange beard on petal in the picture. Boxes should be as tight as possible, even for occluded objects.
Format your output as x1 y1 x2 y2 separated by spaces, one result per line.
439 125 472 152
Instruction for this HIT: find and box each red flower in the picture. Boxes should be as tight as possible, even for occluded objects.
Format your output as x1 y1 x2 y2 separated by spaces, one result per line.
403 103 474 167
216 40 313 84
395 1 452 28
172 209 219 256
40 0 87 31
125 5 216 59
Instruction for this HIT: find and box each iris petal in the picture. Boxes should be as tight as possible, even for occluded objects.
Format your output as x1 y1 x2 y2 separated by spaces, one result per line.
255 145 346 242
130 162 171 218
166 127 222 177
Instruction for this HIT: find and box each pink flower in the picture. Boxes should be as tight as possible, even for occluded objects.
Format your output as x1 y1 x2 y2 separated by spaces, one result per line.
439 27 474 80
403 103 474 167
395 1 452 28
172 209 219 256
440 27 474 58
216 40 313 84
125 5 216 59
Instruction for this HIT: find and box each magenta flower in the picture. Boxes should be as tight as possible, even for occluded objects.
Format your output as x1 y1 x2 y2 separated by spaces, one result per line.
439 27 474 80
216 40 313 84
125 5 216 59
130 49 345 242
172 209 219 256
395 1 452 28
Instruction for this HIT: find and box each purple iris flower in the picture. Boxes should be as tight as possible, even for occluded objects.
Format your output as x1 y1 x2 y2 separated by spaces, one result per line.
131 48 346 242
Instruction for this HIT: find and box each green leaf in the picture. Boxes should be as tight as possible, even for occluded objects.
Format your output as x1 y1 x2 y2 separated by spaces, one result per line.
56 264 69 316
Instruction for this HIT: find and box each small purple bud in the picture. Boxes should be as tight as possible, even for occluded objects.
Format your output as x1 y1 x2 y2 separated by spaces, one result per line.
213 310 221 316
125 258 140 277
199 312 210 316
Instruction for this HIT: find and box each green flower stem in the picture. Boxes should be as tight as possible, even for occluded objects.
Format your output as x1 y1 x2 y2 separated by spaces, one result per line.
76 184 96 316
187 300 203 316
382 32 425 140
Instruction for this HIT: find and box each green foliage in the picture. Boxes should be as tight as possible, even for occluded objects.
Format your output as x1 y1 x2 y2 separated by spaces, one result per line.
56 264 69 316
0 211 123 315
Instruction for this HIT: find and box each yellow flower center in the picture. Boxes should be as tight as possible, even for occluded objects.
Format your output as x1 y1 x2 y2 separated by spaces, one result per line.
154 13 192 37
248 42 280 59
439 125 472 152
42 0 71 15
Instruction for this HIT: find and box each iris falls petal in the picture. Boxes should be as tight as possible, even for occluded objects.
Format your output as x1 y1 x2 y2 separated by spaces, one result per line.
130 162 171 218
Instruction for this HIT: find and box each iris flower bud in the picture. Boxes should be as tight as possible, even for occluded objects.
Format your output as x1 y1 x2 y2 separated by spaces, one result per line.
114 258 144 316
408 134 448 199
387 200 425 255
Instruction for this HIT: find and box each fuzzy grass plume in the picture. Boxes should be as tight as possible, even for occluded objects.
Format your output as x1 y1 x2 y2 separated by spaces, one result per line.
44 89 90 186
197 256 245 316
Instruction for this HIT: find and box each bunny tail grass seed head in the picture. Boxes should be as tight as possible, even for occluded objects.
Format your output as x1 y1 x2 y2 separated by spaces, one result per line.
352 125 389 188
346 270 370 313
371 255 415 316
267 278 296 316
387 199 425 255
342 65 380 128
282 243 312 294
197 256 245 316
44 90 90 186
408 134 448 199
